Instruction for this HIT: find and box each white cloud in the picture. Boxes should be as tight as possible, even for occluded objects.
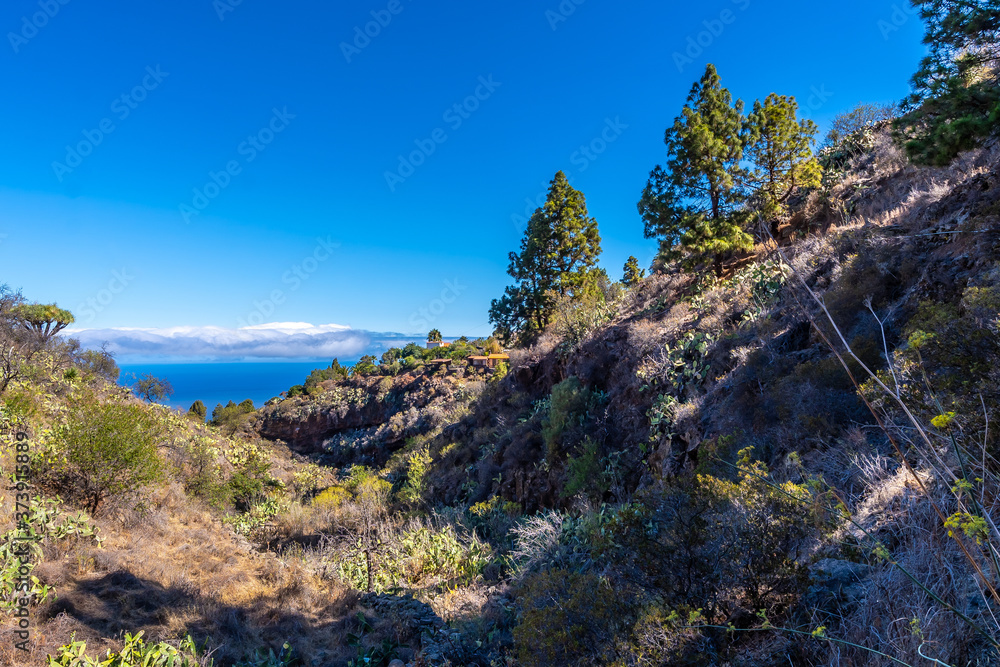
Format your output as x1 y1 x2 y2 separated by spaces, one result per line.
65 322 373 362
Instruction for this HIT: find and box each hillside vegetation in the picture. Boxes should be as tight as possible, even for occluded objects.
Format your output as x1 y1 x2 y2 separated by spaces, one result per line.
3 2 1000 665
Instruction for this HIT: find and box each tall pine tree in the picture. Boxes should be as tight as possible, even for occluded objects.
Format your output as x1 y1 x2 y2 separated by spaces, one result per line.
490 171 602 340
895 0 1000 165
744 93 822 235
638 64 752 276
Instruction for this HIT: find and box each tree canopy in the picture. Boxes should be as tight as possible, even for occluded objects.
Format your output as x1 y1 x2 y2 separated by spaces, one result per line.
131 373 174 404
743 93 822 233
895 0 1000 165
10 303 75 340
638 64 753 276
622 256 646 286
490 171 602 340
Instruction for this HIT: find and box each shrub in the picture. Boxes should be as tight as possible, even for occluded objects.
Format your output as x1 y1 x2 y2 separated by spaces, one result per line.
399 448 432 504
513 568 625 666
543 377 589 460
313 485 349 509
183 437 230 508
47 631 207 667
225 440 275 509
52 400 165 513
187 399 207 422
211 399 256 434
76 346 120 382
291 463 325 500
563 437 607 501
130 373 173 403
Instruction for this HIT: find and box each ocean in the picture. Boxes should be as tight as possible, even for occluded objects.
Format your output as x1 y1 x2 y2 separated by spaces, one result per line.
117 361 346 412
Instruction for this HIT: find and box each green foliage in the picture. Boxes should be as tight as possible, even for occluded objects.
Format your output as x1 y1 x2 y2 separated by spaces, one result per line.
350 355 378 377
77 347 120 383
895 0 1000 165
52 400 165 513
399 448 432 504
563 437 608 501
290 358 351 396
622 255 646 286
513 568 625 666
291 463 325 500
182 437 230 508
210 399 256 435
551 269 620 355
10 303 75 340
743 93 822 227
224 496 280 537
346 613 399 667
490 171 603 341
225 440 275 508
639 64 752 276
542 377 590 460
233 642 295 667
427 328 443 342
1 496 102 613
47 632 210 667
187 400 207 422
130 373 173 404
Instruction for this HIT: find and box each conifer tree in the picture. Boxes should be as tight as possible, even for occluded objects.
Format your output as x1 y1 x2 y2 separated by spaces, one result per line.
490 171 602 339
622 256 645 286
638 64 752 276
744 93 822 235
188 400 207 422
895 0 1000 165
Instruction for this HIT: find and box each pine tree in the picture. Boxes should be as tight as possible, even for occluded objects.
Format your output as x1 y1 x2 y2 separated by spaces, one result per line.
638 64 752 276
490 171 602 340
895 0 1000 165
188 400 207 422
744 93 822 235
622 256 645 286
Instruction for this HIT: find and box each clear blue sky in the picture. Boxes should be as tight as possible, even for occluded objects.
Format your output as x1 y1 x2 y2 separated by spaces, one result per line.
1 0 925 341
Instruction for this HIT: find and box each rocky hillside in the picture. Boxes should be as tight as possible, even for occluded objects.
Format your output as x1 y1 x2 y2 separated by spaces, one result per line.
2 126 1000 667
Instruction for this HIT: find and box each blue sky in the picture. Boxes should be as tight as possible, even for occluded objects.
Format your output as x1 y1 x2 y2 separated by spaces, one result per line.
1 0 926 357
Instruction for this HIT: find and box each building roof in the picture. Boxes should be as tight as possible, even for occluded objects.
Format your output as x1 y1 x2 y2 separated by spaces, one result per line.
488 354 510 360
468 356 489 361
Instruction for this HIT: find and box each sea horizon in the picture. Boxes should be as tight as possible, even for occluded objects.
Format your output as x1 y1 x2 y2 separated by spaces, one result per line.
118 360 355 412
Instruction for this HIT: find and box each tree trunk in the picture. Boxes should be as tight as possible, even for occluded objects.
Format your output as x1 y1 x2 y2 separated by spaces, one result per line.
713 255 724 278
365 549 373 593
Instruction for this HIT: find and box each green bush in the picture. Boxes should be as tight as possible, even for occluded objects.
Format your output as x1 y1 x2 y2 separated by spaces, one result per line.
211 399 256 434
513 568 624 666
53 400 165 513
563 437 607 501
542 377 589 460
47 631 208 667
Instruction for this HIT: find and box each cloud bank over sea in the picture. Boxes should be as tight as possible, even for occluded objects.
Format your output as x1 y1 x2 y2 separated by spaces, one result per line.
65 322 422 363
